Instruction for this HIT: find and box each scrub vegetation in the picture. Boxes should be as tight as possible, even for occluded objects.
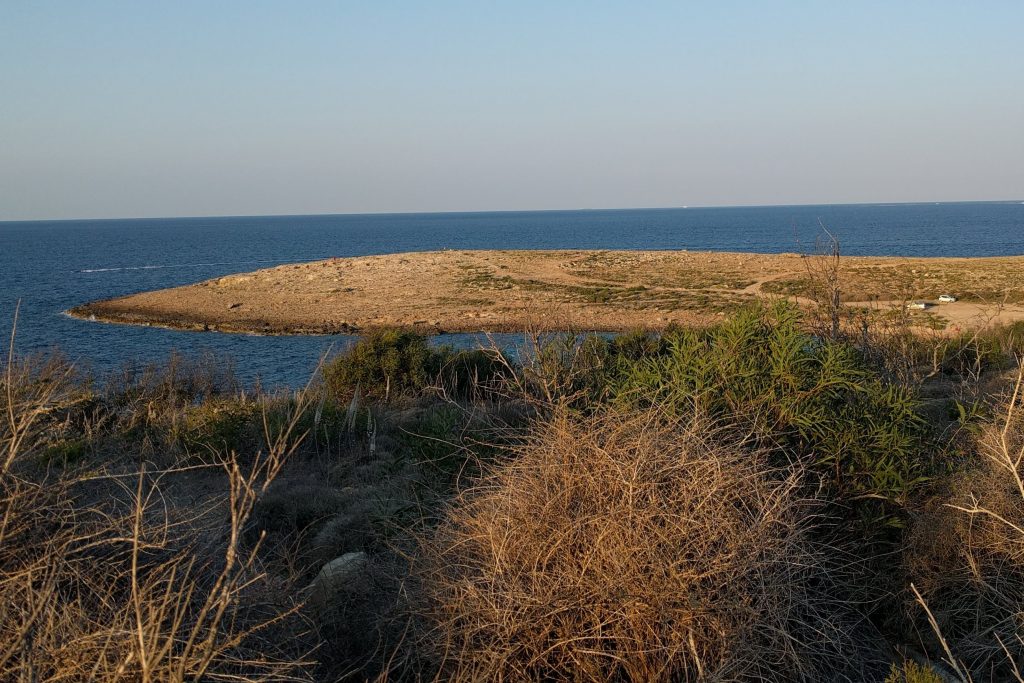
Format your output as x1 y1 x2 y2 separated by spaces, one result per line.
5 263 1024 680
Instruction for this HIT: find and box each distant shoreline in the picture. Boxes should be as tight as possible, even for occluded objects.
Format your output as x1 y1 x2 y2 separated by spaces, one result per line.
67 249 1024 336
6 198 1023 225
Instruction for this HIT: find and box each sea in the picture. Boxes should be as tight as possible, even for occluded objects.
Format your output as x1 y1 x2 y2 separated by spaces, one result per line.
1 202 1022 387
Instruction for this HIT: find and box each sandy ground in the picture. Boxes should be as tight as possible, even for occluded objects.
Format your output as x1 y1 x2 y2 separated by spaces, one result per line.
68 250 1024 335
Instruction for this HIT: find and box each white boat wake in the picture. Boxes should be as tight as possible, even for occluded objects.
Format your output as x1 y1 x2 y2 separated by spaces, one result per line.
76 258 321 274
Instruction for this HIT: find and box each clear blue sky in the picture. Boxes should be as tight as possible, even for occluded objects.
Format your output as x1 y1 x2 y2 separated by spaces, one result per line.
1 1 1022 220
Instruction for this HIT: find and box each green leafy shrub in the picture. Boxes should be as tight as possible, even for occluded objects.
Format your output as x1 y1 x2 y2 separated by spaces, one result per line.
324 330 437 400
323 330 504 402
605 303 928 508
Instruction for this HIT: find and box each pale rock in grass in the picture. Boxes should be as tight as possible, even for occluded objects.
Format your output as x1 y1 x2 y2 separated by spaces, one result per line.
308 551 368 610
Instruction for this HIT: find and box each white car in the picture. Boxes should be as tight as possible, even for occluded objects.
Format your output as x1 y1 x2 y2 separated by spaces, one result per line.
938 294 957 303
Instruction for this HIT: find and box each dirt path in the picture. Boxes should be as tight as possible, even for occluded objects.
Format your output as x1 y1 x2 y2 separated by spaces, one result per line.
68 249 1024 335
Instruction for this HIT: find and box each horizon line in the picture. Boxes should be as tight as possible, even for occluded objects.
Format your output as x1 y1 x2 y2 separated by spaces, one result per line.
2 197 1022 225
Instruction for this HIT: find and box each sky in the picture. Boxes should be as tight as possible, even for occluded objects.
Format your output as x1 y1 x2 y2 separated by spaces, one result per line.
1 1 1022 221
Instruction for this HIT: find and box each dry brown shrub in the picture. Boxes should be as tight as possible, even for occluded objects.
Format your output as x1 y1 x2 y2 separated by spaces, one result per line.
0 315 315 682
415 408 879 681
907 368 1024 680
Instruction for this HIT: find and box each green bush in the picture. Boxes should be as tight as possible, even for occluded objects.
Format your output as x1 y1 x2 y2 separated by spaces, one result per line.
324 330 437 400
604 303 928 509
323 330 504 402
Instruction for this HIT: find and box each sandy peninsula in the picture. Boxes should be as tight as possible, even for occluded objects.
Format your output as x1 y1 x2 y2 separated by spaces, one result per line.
68 250 1024 335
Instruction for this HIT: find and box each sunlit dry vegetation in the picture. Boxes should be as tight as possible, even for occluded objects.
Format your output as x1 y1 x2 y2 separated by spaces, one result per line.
416 409 883 681
5 256 1024 681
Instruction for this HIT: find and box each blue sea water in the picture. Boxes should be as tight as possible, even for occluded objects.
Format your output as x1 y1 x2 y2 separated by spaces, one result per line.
1 202 1022 387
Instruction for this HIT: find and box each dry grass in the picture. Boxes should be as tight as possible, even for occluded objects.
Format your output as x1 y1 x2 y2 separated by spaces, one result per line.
907 366 1024 680
0 312 315 682
415 407 880 681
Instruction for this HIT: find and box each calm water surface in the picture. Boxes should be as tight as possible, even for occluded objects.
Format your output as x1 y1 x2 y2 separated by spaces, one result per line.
2 202 1022 386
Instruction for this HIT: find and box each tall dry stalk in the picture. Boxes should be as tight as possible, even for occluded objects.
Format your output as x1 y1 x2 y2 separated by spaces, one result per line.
803 227 843 340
